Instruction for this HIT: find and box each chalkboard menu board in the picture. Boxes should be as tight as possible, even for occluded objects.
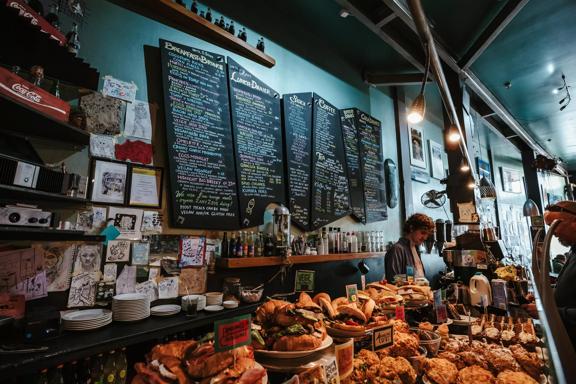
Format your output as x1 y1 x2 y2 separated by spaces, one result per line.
340 108 366 223
228 58 285 227
310 94 351 229
356 110 387 223
282 93 313 230
160 40 239 229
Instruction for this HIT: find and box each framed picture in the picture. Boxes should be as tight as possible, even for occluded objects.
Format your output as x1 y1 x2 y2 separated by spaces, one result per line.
500 167 522 193
128 166 163 208
90 159 128 205
476 158 492 181
428 140 444 179
409 126 426 169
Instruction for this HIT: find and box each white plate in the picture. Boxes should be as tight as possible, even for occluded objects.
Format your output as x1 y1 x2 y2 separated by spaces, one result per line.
62 309 111 321
452 316 478 326
113 293 148 301
204 305 224 312
255 336 333 359
151 305 181 313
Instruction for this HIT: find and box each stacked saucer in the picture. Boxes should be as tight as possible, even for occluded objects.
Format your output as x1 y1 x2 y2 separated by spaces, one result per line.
62 309 112 331
151 304 181 317
112 293 150 321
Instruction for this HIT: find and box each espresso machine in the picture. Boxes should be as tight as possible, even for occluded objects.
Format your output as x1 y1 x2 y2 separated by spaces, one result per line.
442 226 489 284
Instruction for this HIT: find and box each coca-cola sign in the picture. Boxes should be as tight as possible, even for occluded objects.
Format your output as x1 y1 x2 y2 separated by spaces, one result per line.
5 0 67 45
11 83 42 103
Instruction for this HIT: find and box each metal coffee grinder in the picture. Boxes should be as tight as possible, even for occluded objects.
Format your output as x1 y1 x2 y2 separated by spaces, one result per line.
273 205 291 259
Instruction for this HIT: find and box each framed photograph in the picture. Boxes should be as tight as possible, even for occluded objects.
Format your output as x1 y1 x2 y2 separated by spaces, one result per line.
428 140 444 179
476 158 492 181
500 167 522 193
128 166 163 208
90 159 128 205
409 126 426 169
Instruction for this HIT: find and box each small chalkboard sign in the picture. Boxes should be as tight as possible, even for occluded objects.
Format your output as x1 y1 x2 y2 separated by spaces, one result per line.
340 108 366 223
228 58 285 227
372 324 394 351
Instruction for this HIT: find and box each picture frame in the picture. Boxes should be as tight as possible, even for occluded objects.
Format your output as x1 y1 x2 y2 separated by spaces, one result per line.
428 140 444 179
476 157 492 182
128 165 163 208
89 158 129 205
409 126 426 169
500 167 522 193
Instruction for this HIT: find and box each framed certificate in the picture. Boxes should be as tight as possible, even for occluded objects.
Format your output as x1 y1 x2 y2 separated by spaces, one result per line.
128 166 163 208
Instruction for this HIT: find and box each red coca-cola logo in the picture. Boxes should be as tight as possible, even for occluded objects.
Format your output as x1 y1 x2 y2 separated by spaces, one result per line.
8 1 39 25
11 83 42 103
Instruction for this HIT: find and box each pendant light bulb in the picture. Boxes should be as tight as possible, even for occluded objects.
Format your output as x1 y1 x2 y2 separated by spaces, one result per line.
407 93 426 124
448 128 461 143
460 160 470 172
467 180 476 189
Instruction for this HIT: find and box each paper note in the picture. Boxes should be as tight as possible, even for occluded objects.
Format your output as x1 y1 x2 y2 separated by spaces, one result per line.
116 265 136 294
68 272 99 307
108 207 143 240
106 240 131 262
141 211 163 234
103 263 118 282
10 270 47 301
131 242 150 265
457 202 477 223
158 276 179 299
129 168 159 206
124 100 152 140
294 270 315 292
102 75 138 103
213 314 251 352
90 134 116 159
135 280 158 302
179 237 206 267
148 267 160 281
178 267 207 295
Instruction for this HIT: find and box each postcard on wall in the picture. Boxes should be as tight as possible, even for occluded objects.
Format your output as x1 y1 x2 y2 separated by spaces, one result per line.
124 100 152 140
103 263 118 282
76 210 94 231
38 243 76 292
91 160 128 205
67 272 99 308
131 242 150 265
158 276 179 299
72 243 103 274
102 75 138 103
141 211 163 234
108 207 143 240
10 270 47 301
178 267 207 295
90 134 116 159
106 240 131 262
116 265 137 294
92 206 108 231
178 236 206 268
135 280 158 302
148 267 161 281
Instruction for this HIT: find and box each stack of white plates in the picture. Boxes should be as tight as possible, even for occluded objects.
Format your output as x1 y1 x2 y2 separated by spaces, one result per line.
62 309 112 331
151 304 181 316
112 293 150 322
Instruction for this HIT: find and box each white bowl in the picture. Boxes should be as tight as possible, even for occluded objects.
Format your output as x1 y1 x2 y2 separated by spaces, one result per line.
205 292 223 306
182 294 206 311
223 300 238 309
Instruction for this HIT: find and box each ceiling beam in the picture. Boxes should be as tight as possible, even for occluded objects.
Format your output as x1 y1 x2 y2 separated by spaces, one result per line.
363 71 431 86
459 0 530 69
375 13 397 28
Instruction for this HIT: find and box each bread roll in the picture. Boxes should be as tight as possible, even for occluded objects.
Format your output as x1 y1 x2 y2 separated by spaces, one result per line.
319 297 337 319
312 292 331 305
331 297 349 312
338 304 367 324
273 334 322 351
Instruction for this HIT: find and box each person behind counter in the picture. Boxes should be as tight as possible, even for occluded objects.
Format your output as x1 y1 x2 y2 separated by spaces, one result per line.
523 200 576 349
384 213 435 282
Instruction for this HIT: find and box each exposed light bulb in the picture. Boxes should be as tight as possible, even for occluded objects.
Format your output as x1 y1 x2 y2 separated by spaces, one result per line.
407 93 425 124
460 162 470 172
407 111 424 124
448 131 461 143
467 181 476 189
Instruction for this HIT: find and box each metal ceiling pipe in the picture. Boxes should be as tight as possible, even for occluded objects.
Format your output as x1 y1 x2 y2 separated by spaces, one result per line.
405 0 476 181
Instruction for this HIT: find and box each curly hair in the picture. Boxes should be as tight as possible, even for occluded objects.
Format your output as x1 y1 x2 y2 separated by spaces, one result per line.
403 213 435 235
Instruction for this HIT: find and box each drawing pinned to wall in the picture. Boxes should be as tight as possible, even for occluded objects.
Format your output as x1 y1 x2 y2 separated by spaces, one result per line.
135 280 158 302
92 206 108 232
428 140 444 179
103 263 118 282
124 100 152 140
90 134 116 159
178 236 206 267
39 243 76 292
10 271 47 301
116 265 136 294
72 243 102 274
105 240 131 263
76 210 94 231
131 242 150 265
68 272 99 307
141 211 163 234
102 75 138 103
108 207 143 240
158 276 179 299
90 159 128 205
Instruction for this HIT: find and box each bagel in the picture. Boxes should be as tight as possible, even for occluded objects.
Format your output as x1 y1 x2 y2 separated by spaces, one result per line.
273 334 323 351
318 297 337 319
331 297 350 312
361 298 376 319
312 292 331 305
338 304 367 324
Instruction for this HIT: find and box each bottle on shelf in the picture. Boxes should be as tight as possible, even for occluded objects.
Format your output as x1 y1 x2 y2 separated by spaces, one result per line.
221 232 229 258
37 368 49 384
264 233 275 256
218 16 225 28
66 23 81 56
45 4 60 29
255 232 263 257
51 79 61 98
242 231 249 257
199 10 205 18
350 232 358 253
103 351 117 384
228 21 235 35
229 232 237 258
236 232 243 258
190 0 198 13
238 27 247 42
48 364 64 384
247 231 255 257
205 8 213 22
256 37 265 52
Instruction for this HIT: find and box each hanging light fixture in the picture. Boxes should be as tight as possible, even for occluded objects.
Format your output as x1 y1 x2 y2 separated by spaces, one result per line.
447 126 461 143
459 159 470 172
407 44 430 124
522 198 540 217
479 176 497 200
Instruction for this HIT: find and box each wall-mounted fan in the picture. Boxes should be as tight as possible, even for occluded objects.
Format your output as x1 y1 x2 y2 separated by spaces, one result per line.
421 189 447 208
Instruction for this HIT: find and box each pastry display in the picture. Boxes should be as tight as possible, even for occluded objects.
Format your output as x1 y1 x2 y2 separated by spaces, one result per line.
456 365 495 384
423 357 459 384
495 370 538 384
132 340 266 384
343 349 416 384
468 315 537 347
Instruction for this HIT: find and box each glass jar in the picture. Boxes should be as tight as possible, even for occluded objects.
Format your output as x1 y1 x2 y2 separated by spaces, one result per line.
222 277 241 301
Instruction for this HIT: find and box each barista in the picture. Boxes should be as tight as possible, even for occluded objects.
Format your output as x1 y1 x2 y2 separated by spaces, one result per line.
384 213 435 282
523 201 576 349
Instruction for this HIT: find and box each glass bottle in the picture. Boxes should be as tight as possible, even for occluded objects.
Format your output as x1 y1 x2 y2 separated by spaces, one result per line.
229 232 237 258
236 232 243 258
205 8 212 22
115 348 128 383
51 79 61 98
103 351 116 384
228 21 235 35
264 234 275 256
242 231 249 257
37 369 49 384
247 231 254 257
45 4 60 29
190 0 198 13
66 23 80 56
221 232 229 258
255 232 263 257
48 365 64 384
218 16 225 28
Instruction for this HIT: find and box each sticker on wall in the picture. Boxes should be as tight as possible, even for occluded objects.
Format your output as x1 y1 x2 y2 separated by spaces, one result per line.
102 75 138 103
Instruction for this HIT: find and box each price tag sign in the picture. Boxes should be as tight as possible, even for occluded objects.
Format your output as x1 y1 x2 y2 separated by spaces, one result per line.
395 305 405 321
214 314 251 352
346 284 358 303
323 356 340 384
435 304 448 323
295 270 315 292
372 324 394 351
406 266 414 282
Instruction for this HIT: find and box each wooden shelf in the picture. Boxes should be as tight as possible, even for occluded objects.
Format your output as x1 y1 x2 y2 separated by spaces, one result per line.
0 226 104 241
0 5 100 90
117 0 275 68
0 184 88 204
0 94 90 146
217 252 386 268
